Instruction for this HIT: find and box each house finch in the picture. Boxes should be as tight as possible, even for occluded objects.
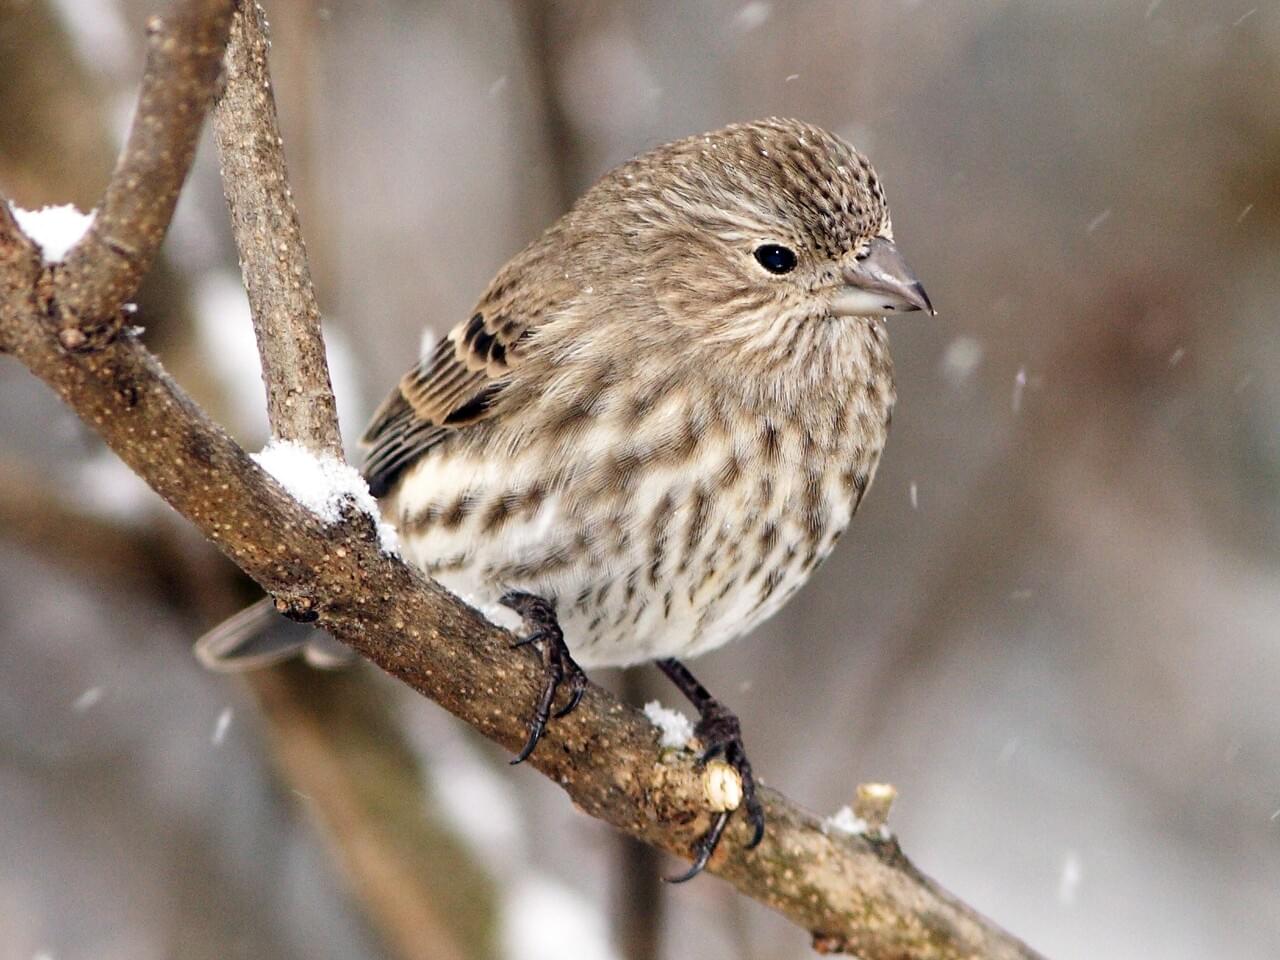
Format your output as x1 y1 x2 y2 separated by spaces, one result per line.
200 118 933 879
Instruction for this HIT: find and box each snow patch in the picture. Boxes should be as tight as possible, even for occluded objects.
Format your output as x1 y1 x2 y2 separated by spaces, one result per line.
212 707 233 746
10 203 95 262
72 686 104 713
824 805 891 841
733 2 772 32
644 700 694 748
1011 366 1028 413
252 440 399 553
941 334 983 385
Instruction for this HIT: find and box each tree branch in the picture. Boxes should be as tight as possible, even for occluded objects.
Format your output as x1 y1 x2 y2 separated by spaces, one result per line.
0 3 1046 956
212 0 341 455
52 0 234 351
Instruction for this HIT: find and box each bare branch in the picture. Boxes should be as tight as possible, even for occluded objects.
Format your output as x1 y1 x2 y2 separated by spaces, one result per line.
53 0 234 350
212 0 341 455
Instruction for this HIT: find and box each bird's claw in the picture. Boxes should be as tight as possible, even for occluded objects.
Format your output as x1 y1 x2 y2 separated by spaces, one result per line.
509 628 546 649
665 700 766 881
500 591 587 764
666 810 731 884
553 667 589 719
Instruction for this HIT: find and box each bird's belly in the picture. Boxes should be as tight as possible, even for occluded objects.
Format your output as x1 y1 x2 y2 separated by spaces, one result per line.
389 429 880 668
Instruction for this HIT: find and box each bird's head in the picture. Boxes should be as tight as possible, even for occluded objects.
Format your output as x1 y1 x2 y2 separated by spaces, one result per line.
580 118 932 356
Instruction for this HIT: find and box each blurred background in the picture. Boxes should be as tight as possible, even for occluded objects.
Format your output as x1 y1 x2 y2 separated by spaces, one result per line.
2 0 1279 957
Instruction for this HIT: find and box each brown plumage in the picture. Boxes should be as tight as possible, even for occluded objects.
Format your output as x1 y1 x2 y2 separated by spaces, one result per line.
364 118 928 652
360 118 932 877
202 118 933 878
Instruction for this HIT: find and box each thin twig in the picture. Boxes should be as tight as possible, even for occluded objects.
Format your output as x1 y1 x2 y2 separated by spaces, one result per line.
212 0 341 456
53 0 234 351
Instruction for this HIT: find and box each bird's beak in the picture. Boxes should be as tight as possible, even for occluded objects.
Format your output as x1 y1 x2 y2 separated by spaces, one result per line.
830 237 935 318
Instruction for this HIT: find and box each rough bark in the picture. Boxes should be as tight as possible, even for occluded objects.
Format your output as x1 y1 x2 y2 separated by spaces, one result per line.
212 0 341 456
51 0 233 350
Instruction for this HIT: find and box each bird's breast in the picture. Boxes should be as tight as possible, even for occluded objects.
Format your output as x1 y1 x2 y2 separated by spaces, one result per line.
387 321 894 666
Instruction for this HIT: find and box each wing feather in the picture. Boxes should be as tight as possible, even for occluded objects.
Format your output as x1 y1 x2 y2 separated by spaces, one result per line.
361 224 582 497
360 306 540 497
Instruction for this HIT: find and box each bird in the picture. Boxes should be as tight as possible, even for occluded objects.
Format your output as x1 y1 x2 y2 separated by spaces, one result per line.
197 117 933 879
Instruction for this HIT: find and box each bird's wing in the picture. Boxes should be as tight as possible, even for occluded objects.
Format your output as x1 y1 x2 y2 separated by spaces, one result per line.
361 289 548 498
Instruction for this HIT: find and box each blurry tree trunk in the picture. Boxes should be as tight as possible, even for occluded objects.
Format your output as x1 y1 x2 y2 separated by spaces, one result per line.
252 665 497 960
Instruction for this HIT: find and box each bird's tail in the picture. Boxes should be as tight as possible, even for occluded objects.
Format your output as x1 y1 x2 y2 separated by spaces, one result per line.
193 596 356 672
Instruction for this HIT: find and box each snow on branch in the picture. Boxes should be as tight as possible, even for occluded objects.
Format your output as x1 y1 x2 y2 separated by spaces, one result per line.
253 440 398 553
644 700 695 749
8 203 95 263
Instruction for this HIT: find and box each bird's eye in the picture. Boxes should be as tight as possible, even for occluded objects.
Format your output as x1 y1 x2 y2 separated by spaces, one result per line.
753 244 797 275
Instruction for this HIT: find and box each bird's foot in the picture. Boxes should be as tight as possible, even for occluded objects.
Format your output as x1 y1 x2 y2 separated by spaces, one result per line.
500 591 588 764
655 657 765 883
666 700 766 883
